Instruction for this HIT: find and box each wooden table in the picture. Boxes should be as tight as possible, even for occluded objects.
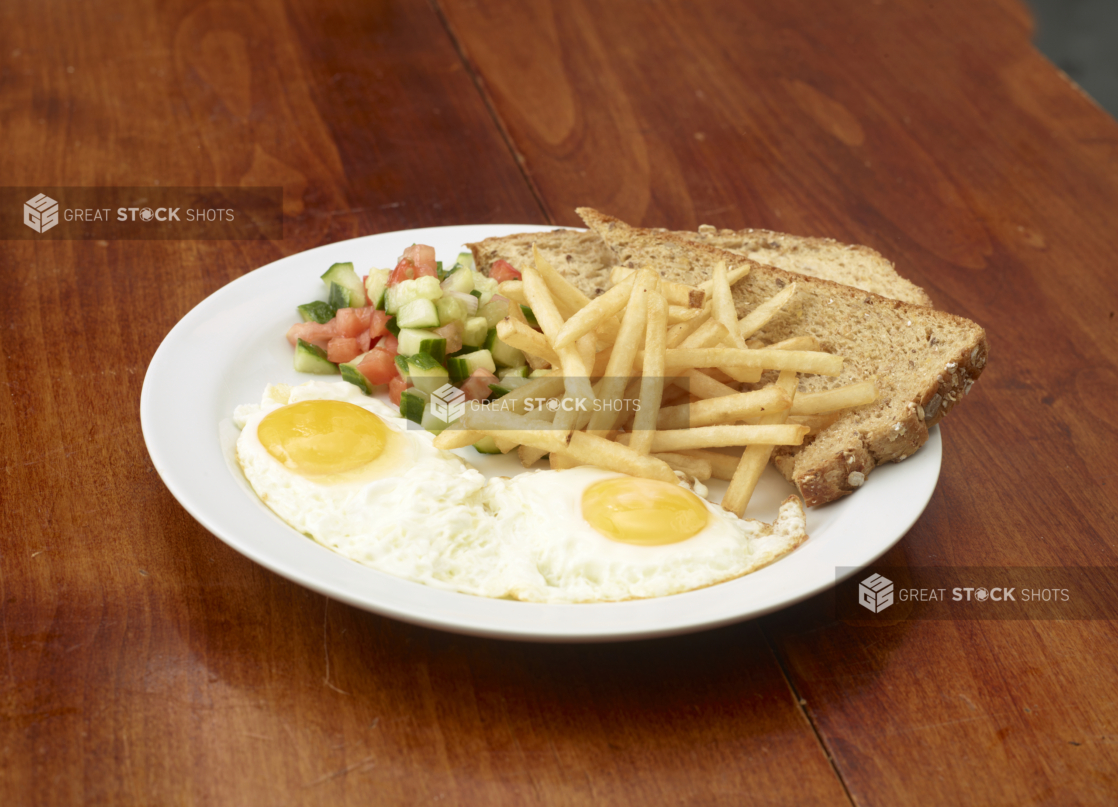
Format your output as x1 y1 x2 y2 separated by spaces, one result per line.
4 0 1117 803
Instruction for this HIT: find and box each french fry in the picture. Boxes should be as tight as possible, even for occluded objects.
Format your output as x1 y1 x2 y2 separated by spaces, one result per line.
552 275 635 349
667 306 702 325
549 451 579 470
521 265 596 408
656 385 792 430
666 305 712 348
697 263 750 292
765 335 819 351
518 444 546 468
585 269 654 434
722 370 799 517
652 452 712 481
497 280 528 306
432 424 485 450
610 266 704 308
679 317 728 349
559 431 679 484
712 261 746 349
487 372 565 414
670 368 740 400
628 292 667 455
663 347 843 376
533 245 592 317
497 317 561 366
790 380 877 415
737 283 797 340
676 448 743 481
642 423 809 452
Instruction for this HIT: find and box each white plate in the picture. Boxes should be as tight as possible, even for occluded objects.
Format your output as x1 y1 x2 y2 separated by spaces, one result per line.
141 224 941 642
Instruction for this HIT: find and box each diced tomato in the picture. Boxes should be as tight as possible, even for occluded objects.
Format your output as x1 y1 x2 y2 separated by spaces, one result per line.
388 245 439 286
489 259 521 284
336 307 374 338
356 330 372 353
369 310 392 341
377 332 399 356
388 374 411 406
286 320 337 351
434 320 464 355
402 244 438 275
462 368 500 401
356 348 398 387
326 336 362 364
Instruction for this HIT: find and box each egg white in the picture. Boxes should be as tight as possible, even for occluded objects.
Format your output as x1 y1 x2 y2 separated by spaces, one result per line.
484 467 808 603
234 382 807 603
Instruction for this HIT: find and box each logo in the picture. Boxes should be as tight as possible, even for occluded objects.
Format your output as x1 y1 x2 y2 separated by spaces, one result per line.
24 193 59 233
859 573 894 613
429 383 466 424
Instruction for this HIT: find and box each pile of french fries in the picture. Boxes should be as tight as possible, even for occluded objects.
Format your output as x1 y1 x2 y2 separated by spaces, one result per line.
433 247 877 517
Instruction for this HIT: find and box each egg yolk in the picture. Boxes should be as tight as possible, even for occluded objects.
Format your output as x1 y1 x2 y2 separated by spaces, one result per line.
258 400 390 476
581 477 710 546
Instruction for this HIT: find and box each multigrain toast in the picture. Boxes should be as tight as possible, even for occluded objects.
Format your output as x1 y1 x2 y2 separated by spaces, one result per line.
674 225 934 307
575 208 987 506
469 225 933 308
469 213 987 506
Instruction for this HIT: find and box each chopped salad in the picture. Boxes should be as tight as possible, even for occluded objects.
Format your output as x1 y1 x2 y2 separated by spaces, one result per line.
285 245 538 449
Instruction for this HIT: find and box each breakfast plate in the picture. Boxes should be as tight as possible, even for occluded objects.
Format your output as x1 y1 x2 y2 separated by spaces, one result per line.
141 224 941 642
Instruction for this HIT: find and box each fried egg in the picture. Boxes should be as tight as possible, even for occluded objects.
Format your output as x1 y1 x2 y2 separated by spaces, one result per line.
233 382 807 603
484 467 807 602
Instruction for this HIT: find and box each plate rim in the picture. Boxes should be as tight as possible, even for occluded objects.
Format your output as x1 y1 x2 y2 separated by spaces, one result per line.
141 223 942 643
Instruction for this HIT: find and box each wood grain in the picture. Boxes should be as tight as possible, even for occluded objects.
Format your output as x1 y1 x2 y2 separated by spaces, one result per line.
0 0 850 804
438 0 1118 803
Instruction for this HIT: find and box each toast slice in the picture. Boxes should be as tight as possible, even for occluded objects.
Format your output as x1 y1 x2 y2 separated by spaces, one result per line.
674 225 934 307
469 225 932 306
576 208 987 506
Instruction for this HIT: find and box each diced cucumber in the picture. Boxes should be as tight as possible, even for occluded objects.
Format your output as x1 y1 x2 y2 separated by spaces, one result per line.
441 267 475 295
404 353 450 394
321 262 365 307
485 328 527 368
455 252 476 272
473 436 501 454
448 348 496 383
297 301 336 324
499 365 530 379
385 275 442 315
519 305 540 328
419 338 446 364
365 269 390 309
399 389 427 424
340 356 372 394
435 295 468 325
386 315 400 337
462 316 489 347
397 328 441 356
529 368 552 378
329 282 355 311
449 345 481 357
397 298 440 329
488 384 510 398
474 275 499 306
293 339 337 375
478 297 510 328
